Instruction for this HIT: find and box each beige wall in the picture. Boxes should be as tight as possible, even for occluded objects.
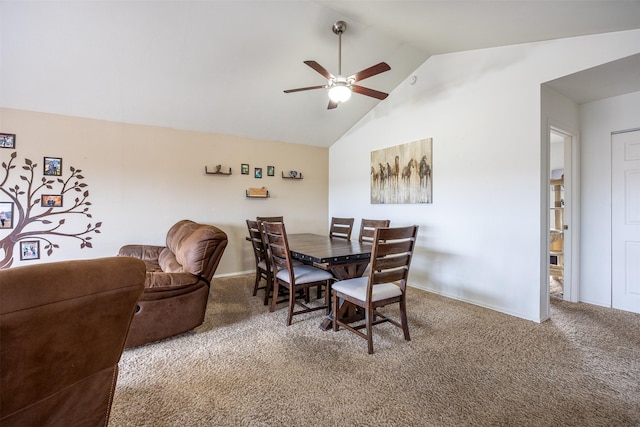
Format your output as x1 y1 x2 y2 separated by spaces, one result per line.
0 108 329 274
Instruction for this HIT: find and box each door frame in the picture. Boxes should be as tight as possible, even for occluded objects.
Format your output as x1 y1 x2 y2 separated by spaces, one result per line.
545 121 581 306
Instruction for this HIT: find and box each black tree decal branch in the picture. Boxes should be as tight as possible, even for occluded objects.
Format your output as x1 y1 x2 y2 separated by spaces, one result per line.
0 152 102 268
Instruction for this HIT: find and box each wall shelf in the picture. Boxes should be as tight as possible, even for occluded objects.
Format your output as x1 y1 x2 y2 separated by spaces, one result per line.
246 190 270 198
282 171 303 180
205 166 232 175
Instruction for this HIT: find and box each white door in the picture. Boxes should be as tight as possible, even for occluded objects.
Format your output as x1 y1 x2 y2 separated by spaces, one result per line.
612 129 640 314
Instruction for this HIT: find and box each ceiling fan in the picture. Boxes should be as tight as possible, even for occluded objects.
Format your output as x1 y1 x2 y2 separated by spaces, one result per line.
284 21 391 109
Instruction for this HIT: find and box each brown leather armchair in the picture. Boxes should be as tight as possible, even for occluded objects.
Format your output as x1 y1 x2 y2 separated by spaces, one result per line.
118 219 228 347
0 257 145 427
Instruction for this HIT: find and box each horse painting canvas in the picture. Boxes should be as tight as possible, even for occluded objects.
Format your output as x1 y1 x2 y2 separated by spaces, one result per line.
370 138 432 204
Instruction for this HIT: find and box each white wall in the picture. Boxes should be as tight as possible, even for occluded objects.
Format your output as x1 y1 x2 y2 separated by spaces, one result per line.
579 91 640 306
329 30 640 321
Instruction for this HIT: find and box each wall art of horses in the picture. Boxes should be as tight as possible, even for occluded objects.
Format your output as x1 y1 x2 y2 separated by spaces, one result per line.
370 138 432 204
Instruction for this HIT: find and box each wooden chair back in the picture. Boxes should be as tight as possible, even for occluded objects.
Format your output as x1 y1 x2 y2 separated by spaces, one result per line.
358 218 391 243
246 219 272 304
247 220 268 266
256 216 284 223
262 221 294 280
255 217 283 273
368 226 419 296
329 217 354 240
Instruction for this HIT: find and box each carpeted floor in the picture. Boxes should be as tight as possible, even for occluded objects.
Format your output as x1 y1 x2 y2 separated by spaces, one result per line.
110 274 640 426
550 277 564 300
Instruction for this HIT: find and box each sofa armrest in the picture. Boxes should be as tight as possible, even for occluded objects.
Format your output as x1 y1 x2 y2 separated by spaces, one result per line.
118 244 165 262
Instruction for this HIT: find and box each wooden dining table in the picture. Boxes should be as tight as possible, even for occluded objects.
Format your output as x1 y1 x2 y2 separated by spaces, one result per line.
287 233 372 330
287 233 372 280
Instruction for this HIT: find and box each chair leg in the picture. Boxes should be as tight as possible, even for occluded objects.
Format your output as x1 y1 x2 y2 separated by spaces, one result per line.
332 291 339 332
287 286 296 326
366 308 374 355
324 281 331 315
262 275 271 306
270 280 280 313
400 298 411 341
252 271 261 296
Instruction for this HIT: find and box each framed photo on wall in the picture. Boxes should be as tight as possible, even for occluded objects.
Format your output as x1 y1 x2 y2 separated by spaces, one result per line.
20 240 40 261
0 133 16 149
41 195 63 207
43 157 62 176
0 201 14 229
254 167 262 179
267 166 275 176
241 164 249 175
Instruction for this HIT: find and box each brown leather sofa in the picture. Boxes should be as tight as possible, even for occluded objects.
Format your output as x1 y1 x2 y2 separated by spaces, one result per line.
118 219 228 348
0 257 145 427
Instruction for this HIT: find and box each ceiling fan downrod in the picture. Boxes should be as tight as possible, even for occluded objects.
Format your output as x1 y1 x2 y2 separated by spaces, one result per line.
332 21 347 76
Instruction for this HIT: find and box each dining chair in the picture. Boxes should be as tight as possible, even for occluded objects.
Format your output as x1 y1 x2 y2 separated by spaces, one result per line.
332 225 419 354
329 217 355 240
358 218 391 243
263 221 335 325
255 217 295 307
246 219 272 305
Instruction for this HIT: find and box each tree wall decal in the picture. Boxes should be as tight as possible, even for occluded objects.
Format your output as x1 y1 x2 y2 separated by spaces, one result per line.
0 151 102 268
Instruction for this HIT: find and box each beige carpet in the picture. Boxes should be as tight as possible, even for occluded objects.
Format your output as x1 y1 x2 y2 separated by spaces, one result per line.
110 274 640 426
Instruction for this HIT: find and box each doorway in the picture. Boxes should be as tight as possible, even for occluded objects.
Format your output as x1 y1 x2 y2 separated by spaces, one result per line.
548 125 578 304
549 130 565 299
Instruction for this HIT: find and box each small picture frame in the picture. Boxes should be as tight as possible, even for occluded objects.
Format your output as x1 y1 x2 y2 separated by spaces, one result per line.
0 202 14 229
267 166 275 176
44 157 62 176
0 133 16 149
41 195 63 207
254 167 262 179
20 240 40 261
241 164 249 175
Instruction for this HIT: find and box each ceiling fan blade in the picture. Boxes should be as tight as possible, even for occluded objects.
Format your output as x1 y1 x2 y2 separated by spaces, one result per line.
352 85 389 100
304 60 334 80
349 62 391 82
327 100 339 110
283 85 326 93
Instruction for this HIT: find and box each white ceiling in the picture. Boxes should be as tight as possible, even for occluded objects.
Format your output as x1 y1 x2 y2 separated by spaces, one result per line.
1 1 639 147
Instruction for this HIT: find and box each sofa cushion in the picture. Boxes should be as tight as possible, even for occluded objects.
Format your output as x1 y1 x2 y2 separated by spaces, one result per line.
158 247 182 273
164 220 223 277
144 271 201 290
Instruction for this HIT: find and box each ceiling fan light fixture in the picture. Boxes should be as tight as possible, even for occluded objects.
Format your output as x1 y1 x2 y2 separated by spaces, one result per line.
328 80 352 103
283 20 390 109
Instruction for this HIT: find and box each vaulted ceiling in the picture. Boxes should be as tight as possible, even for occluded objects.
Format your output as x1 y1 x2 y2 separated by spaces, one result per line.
1 1 639 147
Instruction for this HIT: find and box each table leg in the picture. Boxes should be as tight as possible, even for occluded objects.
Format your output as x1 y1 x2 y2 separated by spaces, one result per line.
315 260 368 330
320 299 364 330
